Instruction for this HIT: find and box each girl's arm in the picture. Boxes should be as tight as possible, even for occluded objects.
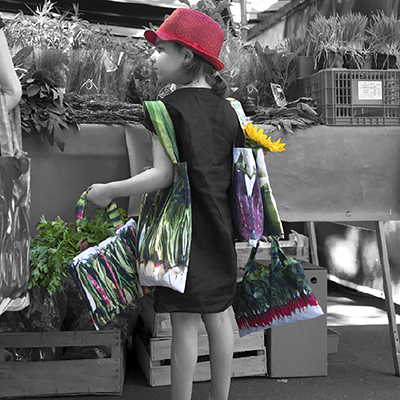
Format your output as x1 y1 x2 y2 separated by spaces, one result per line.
87 134 174 208
0 30 22 111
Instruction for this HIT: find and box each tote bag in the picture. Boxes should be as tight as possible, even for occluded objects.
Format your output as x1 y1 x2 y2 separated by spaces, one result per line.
229 99 283 246
136 101 192 293
69 191 144 329
0 93 31 315
233 236 324 337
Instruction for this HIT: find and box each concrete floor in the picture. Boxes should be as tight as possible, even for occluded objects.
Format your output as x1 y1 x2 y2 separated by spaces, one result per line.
38 282 400 400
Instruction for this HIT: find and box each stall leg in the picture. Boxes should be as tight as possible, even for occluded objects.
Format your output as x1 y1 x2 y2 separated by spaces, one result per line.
376 221 400 376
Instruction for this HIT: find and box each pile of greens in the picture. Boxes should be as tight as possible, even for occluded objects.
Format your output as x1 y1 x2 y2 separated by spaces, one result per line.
252 98 325 134
29 208 129 295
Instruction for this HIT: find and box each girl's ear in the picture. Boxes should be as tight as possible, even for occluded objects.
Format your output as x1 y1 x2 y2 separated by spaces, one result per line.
182 47 194 64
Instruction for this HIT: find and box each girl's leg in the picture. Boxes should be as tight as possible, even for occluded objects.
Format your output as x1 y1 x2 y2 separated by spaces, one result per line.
202 307 234 400
170 312 201 400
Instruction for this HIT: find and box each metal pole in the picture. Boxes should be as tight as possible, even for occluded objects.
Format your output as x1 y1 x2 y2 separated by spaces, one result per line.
240 0 247 25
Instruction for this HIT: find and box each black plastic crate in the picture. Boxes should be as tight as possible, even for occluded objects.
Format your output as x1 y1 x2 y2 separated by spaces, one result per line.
302 69 400 125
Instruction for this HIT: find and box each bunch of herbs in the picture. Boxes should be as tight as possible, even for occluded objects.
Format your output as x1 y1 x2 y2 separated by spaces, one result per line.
29 208 128 296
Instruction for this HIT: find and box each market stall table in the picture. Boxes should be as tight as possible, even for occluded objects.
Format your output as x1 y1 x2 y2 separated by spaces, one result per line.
264 124 400 376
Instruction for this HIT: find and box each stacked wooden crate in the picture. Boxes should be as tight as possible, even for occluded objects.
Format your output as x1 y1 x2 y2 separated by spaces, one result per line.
135 294 267 387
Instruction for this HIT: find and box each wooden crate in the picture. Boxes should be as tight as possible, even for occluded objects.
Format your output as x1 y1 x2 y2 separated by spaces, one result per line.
0 330 125 398
236 231 309 275
135 329 266 387
139 295 239 338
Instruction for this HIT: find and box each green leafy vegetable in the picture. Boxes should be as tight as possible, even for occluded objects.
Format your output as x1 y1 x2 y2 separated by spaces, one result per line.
29 208 128 295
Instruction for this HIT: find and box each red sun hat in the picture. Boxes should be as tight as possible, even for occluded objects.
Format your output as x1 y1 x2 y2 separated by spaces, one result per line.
144 8 225 71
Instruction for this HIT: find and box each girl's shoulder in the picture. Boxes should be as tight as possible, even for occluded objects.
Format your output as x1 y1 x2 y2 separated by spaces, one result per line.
164 87 231 108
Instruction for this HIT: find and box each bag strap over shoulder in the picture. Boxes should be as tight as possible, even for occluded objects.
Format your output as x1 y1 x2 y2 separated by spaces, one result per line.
143 100 179 164
227 98 248 128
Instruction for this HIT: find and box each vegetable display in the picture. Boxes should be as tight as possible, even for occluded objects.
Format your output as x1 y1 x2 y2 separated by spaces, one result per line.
29 207 128 295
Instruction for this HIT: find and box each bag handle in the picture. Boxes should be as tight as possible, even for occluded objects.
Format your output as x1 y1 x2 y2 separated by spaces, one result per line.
242 236 286 279
75 190 125 231
143 100 179 164
270 236 289 272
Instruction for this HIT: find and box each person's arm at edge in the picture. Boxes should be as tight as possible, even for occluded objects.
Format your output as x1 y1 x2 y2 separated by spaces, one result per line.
0 30 22 111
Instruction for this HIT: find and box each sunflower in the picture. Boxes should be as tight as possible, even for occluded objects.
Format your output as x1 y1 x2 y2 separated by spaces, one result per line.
244 123 286 153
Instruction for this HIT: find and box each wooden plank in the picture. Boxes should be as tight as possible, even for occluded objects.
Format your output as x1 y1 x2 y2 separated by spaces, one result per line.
0 358 123 398
147 353 267 387
148 330 265 362
376 221 400 376
0 330 120 348
231 353 267 378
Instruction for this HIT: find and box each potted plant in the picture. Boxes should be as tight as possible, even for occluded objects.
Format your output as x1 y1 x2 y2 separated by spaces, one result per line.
307 12 344 70
340 12 369 69
253 38 303 105
366 10 400 69
219 30 266 112
288 36 317 79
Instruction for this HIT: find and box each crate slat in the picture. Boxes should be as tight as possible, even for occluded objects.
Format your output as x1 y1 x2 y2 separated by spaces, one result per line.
0 330 120 348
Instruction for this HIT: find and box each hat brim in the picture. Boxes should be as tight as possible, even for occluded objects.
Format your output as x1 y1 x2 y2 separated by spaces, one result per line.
144 29 225 71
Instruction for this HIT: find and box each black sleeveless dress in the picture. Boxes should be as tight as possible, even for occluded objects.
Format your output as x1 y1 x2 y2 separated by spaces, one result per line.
144 88 244 314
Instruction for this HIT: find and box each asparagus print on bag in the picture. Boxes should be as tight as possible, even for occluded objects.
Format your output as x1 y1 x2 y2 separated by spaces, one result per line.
69 191 144 330
137 101 192 293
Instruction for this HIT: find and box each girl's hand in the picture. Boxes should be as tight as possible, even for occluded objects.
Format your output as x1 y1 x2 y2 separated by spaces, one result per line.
87 183 114 208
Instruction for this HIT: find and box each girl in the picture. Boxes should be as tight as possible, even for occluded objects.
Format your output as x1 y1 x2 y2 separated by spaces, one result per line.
87 8 244 400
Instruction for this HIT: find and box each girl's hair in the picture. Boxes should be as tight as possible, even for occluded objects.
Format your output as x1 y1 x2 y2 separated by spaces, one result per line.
176 44 230 97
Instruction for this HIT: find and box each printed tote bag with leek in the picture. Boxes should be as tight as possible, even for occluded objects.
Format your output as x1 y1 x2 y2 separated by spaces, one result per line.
69 191 144 329
136 101 191 293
